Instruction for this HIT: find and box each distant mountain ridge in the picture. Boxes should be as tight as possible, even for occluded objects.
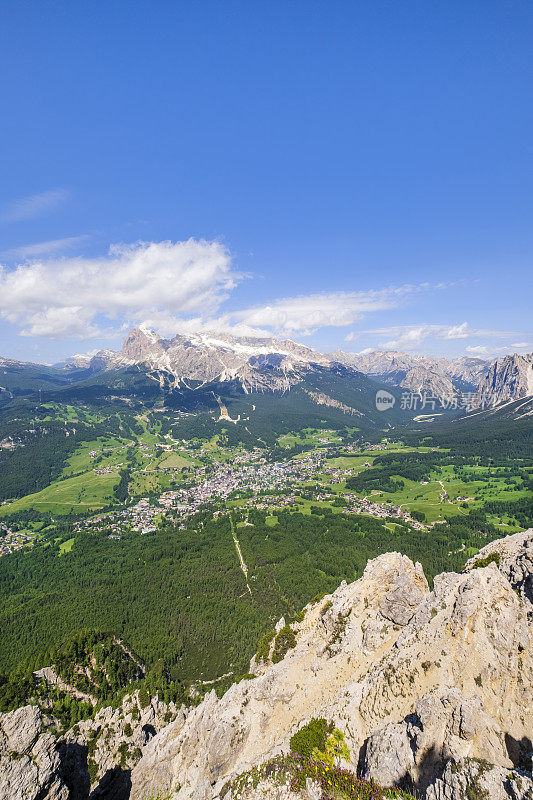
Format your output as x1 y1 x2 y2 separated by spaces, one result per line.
81 328 489 395
80 329 502 405
332 349 491 398
2 330 531 414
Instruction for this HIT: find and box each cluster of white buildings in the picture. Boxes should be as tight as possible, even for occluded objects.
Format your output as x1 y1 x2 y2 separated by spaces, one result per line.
0 523 35 558
340 494 428 529
69 438 430 538
73 498 162 537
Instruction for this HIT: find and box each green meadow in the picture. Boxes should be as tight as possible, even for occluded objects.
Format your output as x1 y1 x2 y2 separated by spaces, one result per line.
0 470 120 516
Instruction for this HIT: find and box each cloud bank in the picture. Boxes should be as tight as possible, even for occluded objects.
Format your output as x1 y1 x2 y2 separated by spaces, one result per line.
1 238 529 358
349 323 531 355
0 239 239 338
0 240 442 341
220 286 414 335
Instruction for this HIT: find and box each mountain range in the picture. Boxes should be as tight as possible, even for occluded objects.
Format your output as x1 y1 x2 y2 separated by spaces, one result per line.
2 327 532 416
332 349 489 397
83 325 332 393
72 326 489 394
70 327 532 411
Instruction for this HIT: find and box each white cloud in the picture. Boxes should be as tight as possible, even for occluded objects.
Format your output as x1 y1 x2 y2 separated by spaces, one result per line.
2 235 91 259
0 188 69 223
3 242 528 360
220 284 432 336
364 322 529 351
0 239 240 339
384 326 427 348
444 322 470 339
376 324 439 349
146 313 273 340
5 241 426 341
466 342 532 357
21 307 102 339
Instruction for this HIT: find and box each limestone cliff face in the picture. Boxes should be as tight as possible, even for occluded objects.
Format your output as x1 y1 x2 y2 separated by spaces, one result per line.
130 531 533 800
472 352 533 410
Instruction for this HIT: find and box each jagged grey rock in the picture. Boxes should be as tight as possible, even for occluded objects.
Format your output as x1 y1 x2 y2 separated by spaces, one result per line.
426 759 533 800
363 720 415 786
0 706 69 800
0 704 42 753
67 690 182 793
379 567 428 625
0 690 181 800
465 528 533 612
363 689 509 793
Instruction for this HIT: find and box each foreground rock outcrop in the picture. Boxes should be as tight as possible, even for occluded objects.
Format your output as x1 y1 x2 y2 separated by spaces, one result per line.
1 530 531 800
131 530 533 800
427 759 533 800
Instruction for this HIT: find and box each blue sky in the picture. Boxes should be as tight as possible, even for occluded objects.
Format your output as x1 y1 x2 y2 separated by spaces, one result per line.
0 0 531 363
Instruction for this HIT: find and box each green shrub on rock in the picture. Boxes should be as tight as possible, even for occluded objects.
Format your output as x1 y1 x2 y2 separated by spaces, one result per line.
290 718 334 761
312 727 350 767
471 552 500 570
256 630 275 662
271 626 296 663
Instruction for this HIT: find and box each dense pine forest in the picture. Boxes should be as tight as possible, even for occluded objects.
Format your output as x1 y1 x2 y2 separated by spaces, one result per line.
0 505 517 713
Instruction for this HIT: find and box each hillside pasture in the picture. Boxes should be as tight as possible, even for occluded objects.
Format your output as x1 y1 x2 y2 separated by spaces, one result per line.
0 470 120 515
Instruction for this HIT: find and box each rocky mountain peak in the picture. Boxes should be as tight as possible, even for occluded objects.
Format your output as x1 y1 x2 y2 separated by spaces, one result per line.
121 325 162 360
332 349 491 402
87 328 333 392
472 352 533 409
